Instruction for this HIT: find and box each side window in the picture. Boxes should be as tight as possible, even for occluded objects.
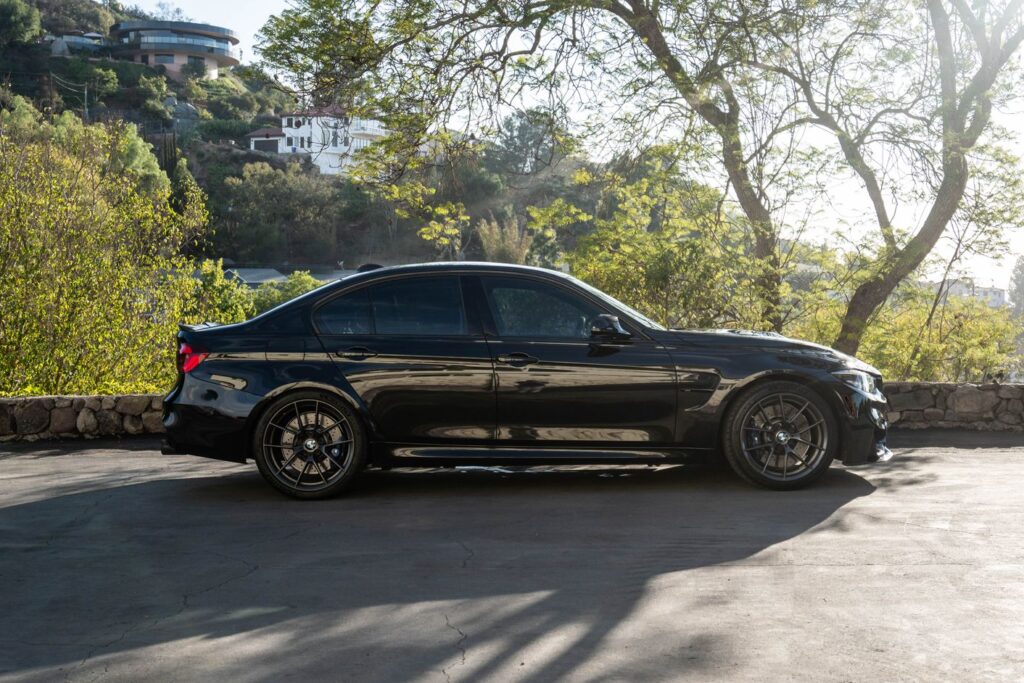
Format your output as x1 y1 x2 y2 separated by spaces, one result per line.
482 277 600 339
370 276 467 336
315 288 372 335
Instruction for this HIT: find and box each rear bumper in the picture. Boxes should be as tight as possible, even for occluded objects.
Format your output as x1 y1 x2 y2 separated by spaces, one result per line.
162 377 255 464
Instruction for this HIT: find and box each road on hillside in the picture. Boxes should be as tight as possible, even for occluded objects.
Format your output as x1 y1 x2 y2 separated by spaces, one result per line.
1 432 1022 681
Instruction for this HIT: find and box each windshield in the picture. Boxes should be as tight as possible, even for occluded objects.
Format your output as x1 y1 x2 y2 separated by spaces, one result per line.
567 275 667 331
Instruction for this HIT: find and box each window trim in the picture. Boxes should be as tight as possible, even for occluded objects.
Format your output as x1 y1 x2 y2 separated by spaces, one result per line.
312 273 479 339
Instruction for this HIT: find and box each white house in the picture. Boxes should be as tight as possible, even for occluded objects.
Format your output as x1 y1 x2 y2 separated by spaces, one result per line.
933 278 1010 308
245 106 389 175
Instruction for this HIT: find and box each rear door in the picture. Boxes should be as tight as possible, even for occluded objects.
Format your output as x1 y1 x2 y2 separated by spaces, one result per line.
314 274 495 443
476 274 677 445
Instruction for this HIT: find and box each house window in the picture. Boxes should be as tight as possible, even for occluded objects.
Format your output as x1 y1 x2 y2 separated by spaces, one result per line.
332 131 338 147
299 137 305 148
286 137 293 147
187 55 205 67
307 136 312 147
286 117 293 128
154 54 175 64
140 54 149 65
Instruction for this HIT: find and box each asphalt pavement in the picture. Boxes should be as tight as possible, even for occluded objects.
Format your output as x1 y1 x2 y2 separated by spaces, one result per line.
1 430 1022 681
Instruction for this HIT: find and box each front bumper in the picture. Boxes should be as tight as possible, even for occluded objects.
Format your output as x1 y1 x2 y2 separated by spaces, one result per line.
832 385 891 466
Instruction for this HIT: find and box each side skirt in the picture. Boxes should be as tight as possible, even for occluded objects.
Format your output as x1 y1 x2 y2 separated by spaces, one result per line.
370 443 711 468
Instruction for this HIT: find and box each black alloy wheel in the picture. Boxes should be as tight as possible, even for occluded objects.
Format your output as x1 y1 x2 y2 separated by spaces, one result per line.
722 381 837 489
253 391 366 499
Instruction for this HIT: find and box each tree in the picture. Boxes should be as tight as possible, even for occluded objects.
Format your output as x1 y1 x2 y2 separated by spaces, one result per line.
252 271 324 314
0 98 233 396
1011 256 1024 317
565 163 766 329
258 0 1024 352
213 162 342 264
476 211 533 264
0 91 170 194
0 0 40 48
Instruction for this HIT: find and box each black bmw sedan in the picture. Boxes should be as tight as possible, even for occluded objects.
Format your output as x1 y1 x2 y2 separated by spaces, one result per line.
163 262 891 498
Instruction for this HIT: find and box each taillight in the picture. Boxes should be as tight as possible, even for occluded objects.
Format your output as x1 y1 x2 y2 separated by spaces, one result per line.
177 342 209 374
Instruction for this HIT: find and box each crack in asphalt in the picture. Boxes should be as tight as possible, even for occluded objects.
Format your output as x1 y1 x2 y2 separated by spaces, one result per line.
457 541 474 569
440 614 468 683
62 552 261 681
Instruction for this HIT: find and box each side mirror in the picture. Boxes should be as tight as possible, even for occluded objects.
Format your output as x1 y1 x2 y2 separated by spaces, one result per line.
590 314 631 341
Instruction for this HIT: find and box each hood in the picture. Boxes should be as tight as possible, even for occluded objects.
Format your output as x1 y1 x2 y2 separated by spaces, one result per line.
661 328 882 376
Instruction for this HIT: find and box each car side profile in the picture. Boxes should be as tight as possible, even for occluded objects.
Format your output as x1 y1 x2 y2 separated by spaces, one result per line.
162 262 891 498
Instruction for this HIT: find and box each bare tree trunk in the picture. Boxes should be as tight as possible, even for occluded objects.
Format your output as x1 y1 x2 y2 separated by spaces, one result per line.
834 166 968 354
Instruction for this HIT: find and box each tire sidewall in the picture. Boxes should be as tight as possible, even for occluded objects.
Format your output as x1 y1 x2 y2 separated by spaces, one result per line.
252 390 367 499
722 380 838 490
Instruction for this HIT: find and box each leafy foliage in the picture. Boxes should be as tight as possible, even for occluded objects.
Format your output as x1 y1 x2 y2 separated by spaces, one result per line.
0 0 40 48
252 271 324 314
0 98 243 396
213 162 343 264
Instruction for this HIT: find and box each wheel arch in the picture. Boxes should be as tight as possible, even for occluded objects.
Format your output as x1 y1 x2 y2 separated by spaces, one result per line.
716 371 842 446
243 382 377 461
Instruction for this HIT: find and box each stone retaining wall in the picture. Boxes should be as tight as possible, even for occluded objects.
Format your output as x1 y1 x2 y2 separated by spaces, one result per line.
0 395 164 442
884 382 1024 431
2 382 1024 442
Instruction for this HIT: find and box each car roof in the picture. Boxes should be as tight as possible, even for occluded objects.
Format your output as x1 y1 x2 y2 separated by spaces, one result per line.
355 261 569 278
247 262 575 326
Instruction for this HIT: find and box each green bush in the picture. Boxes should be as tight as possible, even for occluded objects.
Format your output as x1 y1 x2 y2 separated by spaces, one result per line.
0 97 244 396
196 118 256 142
253 272 324 314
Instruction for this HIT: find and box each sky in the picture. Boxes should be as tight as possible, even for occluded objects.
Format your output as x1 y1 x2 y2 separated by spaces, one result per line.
135 0 1024 291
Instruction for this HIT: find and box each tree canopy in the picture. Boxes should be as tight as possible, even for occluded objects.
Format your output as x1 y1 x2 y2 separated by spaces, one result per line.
259 0 1024 354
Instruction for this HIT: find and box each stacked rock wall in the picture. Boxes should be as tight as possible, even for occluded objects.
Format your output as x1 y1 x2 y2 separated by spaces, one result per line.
0 395 164 442
3 383 1024 442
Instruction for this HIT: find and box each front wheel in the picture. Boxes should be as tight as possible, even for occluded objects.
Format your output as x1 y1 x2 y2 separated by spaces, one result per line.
253 391 366 499
721 381 837 490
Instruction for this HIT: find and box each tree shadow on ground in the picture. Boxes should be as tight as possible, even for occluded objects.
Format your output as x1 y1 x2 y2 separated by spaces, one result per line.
0 459 876 681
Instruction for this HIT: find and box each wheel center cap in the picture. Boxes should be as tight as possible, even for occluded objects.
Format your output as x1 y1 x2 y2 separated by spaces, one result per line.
775 431 791 444
302 438 319 452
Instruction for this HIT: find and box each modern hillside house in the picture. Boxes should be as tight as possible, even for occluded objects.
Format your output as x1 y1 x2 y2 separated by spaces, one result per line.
245 106 389 175
108 20 240 79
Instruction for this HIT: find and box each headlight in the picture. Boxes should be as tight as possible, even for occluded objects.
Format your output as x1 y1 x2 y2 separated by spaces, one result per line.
833 369 878 394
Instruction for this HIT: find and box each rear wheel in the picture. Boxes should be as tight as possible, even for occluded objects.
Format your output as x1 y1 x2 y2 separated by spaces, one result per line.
253 391 366 499
721 381 837 490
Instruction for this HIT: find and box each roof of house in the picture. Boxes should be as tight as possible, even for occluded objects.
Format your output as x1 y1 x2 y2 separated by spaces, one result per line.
246 127 285 138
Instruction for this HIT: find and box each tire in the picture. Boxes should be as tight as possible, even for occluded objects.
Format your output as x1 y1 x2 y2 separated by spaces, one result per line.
721 380 837 490
252 390 367 499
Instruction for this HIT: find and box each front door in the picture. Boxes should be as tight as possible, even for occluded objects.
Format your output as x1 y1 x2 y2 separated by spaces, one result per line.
476 275 677 445
315 274 495 443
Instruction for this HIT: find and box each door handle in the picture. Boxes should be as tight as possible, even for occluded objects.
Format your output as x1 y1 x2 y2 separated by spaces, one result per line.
497 352 538 367
336 346 377 360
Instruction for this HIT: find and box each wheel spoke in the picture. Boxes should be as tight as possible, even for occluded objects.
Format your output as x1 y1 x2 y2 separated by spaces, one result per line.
795 418 824 435
312 459 329 485
788 401 811 424
268 422 298 435
786 446 808 467
323 450 348 470
323 438 353 448
274 450 301 476
319 416 349 435
791 436 821 450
